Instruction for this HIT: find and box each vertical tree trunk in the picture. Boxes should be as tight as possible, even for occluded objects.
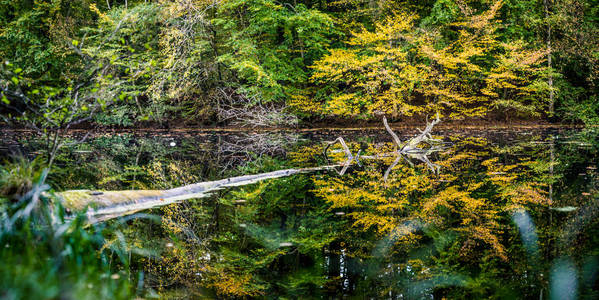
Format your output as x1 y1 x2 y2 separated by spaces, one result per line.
544 0 555 116
327 241 341 297
549 136 554 202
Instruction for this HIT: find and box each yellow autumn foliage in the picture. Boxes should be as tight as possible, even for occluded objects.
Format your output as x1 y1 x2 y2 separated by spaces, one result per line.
306 0 549 119
306 135 552 264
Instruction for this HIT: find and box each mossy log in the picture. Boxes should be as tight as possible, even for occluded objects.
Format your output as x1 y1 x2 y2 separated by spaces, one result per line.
58 166 337 223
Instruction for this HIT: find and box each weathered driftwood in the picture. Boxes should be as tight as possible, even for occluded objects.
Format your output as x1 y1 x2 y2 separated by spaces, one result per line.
362 114 444 178
59 115 444 222
323 137 361 175
60 165 341 223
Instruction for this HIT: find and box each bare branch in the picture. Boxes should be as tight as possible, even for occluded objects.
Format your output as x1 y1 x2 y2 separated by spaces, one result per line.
383 155 402 182
383 116 402 148
403 112 441 151
216 90 298 127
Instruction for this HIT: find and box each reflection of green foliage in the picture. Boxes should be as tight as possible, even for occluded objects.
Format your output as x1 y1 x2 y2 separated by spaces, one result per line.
8 129 599 298
147 156 344 297
213 174 342 297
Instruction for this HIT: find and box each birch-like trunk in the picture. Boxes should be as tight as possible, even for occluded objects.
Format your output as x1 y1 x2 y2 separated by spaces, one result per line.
545 0 555 116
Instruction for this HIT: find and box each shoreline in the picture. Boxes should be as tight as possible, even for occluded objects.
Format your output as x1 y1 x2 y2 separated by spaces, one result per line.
0 120 592 134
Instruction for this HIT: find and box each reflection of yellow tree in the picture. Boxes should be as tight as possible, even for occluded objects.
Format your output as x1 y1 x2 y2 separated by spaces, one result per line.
314 161 430 241
300 135 551 264
139 134 555 296
427 137 551 262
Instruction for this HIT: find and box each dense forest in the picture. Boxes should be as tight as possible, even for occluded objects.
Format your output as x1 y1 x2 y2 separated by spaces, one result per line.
1 0 599 129
2 1 599 299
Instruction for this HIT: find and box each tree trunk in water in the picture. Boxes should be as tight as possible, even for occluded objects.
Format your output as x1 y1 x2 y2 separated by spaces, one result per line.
327 241 341 297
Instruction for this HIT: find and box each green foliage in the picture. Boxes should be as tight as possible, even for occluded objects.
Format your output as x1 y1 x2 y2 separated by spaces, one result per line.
421 0 461 27
216 0 335 103
0 0 599 127
2 0 598 124
0 1 89 82
0 156 45 202
82 3 164 124
0 162 140 299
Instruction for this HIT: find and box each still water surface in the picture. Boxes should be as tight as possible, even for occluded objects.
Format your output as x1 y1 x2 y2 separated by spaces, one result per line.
2 127 598 299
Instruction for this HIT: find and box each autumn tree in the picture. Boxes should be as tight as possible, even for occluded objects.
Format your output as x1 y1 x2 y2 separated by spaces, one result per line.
306 1 550 120
304 12 426 118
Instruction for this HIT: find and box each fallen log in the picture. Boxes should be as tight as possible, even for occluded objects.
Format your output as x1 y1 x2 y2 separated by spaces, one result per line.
59 165 340 223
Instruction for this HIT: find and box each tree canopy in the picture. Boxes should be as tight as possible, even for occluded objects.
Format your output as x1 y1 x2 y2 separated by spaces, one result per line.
1 0 599 126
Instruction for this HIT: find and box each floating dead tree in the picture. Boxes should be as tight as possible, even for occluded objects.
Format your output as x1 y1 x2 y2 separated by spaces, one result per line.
324 113 444 180
382 113 444 177
58 115 445 222
60 165 341 223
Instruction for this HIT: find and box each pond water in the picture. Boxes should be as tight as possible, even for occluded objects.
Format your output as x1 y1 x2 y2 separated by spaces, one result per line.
2 126 599 299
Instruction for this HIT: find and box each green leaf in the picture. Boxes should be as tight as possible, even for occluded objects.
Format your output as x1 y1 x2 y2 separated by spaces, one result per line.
11 77 19 85
1 95 9 105
72 39 79 47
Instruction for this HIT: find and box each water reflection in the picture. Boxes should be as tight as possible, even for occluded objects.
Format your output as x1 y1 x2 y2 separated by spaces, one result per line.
2 127 599 298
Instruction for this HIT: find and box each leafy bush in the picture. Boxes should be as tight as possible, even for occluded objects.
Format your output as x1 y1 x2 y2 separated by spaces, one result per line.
0 157 44 203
